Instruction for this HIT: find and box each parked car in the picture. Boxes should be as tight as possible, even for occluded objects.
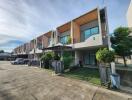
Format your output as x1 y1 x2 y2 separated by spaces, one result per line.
23 59 30 64
28 59 40 66
11 58 24 65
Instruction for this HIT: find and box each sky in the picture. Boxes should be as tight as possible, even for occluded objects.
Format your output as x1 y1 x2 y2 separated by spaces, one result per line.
0 0 131 52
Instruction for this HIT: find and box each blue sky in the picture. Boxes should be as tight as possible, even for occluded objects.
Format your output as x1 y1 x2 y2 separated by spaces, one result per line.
0 0 131 52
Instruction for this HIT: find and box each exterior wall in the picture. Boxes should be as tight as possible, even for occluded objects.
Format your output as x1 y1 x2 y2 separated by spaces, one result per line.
127 0 132 27
51 31 58 46
73 34 102 49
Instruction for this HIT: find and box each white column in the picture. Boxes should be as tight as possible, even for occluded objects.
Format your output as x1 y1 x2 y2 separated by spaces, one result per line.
75 51 81 65
97 7 103 45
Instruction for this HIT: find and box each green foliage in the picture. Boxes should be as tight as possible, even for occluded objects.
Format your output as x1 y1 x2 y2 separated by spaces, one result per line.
40 52 54 68
67 36 71 44
0 50 4 53
96 48 115 64
110 27 132 66
40 52 53 61
53 53 60 60
64 67 100 85
63 52 73 69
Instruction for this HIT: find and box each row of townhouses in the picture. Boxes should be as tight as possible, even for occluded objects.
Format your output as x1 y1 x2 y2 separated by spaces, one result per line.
13 7 109 66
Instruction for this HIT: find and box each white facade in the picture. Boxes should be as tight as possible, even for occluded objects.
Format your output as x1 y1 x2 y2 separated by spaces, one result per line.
127 0 132 27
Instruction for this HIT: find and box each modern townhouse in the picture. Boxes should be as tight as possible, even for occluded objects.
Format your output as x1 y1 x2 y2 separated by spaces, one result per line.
13 7 109 66
55 7 108 66
34 31 54 60
27 31 56 60
13 43 28 58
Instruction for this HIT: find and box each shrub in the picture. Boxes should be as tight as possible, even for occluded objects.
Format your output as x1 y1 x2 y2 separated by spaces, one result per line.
63 52 73 69
40 52 54 68
67 36 71 44
96 48 115 64
53 53 60 60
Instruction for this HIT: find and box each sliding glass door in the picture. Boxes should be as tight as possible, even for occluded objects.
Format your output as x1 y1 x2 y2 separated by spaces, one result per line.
84 52 96 65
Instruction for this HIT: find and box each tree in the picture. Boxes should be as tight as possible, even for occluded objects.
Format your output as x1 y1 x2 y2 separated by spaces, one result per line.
96 48 115 64
96 48 115 86
110 27 132 67
0 50 4 53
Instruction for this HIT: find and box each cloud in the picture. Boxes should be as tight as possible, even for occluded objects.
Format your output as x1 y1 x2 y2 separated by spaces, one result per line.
0 0 130 52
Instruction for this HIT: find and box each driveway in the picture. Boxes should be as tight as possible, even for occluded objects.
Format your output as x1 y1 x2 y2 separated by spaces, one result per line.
0 61 131 100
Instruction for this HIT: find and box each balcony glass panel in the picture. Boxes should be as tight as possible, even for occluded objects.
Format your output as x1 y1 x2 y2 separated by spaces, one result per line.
91 27 99 35
81 26 99 41
84 29 91 40
60 35 70 44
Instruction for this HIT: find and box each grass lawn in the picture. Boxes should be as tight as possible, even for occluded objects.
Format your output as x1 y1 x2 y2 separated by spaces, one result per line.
64 67 101 85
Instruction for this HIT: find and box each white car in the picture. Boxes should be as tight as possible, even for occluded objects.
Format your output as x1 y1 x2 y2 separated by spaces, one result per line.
11 58 24 65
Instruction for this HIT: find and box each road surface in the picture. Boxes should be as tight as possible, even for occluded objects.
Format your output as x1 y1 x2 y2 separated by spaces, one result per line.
0 61 131 100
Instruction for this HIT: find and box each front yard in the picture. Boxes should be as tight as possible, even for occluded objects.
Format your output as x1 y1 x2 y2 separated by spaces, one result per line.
64 67 101 85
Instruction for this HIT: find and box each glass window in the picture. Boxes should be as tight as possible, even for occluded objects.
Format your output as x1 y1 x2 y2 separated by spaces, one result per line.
91 27 99 35
81 26 99 41
48 38 51 45
60 35 70 44
84 29 91 40
37 43 42 49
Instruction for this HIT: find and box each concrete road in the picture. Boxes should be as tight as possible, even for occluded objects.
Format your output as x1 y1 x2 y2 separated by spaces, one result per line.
0 61 132 100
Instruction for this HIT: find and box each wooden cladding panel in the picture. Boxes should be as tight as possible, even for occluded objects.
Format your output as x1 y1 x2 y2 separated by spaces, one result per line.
74 9 98 26
57 22 71 33
42 35 49 48
44 31 52 38
72 21 81 43
37 35 43 44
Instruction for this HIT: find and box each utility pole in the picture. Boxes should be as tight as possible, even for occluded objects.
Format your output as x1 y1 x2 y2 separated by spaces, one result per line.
102 0 116 74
